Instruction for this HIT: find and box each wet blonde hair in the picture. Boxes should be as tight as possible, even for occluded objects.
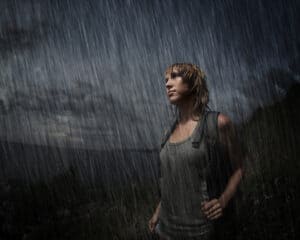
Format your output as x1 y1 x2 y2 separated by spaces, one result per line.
165 63 209 120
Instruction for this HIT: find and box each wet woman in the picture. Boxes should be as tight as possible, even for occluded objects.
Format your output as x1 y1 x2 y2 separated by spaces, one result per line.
148 63 244 240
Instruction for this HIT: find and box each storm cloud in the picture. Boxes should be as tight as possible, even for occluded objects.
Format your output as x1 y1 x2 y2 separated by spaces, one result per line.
0 0 299 149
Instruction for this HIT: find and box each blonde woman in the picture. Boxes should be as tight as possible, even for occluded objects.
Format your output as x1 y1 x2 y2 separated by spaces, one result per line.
148 63 244 240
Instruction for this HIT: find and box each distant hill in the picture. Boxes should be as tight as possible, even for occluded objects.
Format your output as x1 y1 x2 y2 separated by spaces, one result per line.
241 82 299 178
0 139 160 190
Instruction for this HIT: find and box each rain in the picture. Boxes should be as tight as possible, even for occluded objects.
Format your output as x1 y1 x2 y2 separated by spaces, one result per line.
0 0 299 239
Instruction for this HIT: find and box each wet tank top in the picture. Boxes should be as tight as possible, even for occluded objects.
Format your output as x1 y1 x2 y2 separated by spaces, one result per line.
158 117 215 238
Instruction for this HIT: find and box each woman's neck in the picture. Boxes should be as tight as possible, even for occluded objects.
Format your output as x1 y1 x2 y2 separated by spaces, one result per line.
176 97 201 123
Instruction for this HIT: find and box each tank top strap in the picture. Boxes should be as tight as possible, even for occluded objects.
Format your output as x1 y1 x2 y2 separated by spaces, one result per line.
160 117 179 149
191 110 209 148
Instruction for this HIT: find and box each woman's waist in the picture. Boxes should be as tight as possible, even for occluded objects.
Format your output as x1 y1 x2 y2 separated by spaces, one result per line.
161 180 210 203
160 198 210 225
160 211 211 225
158 215 214 238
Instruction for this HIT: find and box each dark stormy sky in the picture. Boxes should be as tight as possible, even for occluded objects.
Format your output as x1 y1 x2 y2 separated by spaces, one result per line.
0 0 299 150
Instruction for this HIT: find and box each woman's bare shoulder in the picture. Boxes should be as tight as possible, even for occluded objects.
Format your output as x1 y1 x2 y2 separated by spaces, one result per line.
217 113 233 131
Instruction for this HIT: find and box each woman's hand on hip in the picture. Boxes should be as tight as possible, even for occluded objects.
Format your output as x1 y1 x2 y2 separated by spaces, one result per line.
201 198 225 220
148 212 159 233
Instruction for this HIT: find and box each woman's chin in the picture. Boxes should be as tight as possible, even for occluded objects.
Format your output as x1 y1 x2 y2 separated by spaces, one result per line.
168 99 180 105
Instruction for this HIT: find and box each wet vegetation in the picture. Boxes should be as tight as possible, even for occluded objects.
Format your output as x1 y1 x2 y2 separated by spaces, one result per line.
237 82 300 240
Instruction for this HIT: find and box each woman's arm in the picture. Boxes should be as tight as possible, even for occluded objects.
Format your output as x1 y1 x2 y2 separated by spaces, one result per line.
148 201 161 232
202 113 245 220
217 113 244 208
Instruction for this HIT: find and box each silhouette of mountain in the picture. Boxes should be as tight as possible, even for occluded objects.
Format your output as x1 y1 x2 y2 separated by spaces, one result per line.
242 81 299 169
0 139 160 189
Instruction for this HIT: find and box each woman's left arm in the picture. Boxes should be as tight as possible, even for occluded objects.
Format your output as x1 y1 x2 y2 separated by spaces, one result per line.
202 113 245 220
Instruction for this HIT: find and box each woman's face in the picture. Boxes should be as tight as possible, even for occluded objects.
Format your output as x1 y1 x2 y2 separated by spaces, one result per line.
165 69 191 105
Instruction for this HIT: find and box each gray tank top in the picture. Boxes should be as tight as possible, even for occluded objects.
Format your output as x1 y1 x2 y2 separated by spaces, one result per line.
159 119 215 238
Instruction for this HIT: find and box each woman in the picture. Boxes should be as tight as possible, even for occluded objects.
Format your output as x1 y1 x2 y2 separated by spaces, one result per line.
148 63 244 240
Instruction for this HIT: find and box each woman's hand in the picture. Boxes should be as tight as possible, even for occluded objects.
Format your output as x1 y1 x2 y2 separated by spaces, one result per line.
201 198 226 220
148 212 159 233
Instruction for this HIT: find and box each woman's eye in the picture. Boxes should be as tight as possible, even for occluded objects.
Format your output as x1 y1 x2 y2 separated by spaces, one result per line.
170 72 181 79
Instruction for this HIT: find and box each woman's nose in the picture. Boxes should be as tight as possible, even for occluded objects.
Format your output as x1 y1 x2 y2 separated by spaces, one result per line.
165 79 172 88
165 84 172 92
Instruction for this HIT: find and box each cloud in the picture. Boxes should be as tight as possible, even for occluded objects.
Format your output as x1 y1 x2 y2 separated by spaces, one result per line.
0 77 150 149
0 23 46 54
0 0 298 150
0 0 56 57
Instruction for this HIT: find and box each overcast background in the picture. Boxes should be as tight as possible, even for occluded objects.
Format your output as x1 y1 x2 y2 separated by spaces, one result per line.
0 0 299 150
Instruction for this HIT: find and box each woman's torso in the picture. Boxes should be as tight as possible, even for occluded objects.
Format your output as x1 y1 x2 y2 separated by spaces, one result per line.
159 119 215 238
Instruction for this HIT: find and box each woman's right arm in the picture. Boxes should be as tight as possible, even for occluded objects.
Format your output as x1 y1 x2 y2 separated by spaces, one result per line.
154 201 161 215
148 201 161 233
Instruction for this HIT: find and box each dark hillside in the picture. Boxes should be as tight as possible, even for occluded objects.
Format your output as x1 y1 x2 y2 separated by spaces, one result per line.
237 83 300 240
